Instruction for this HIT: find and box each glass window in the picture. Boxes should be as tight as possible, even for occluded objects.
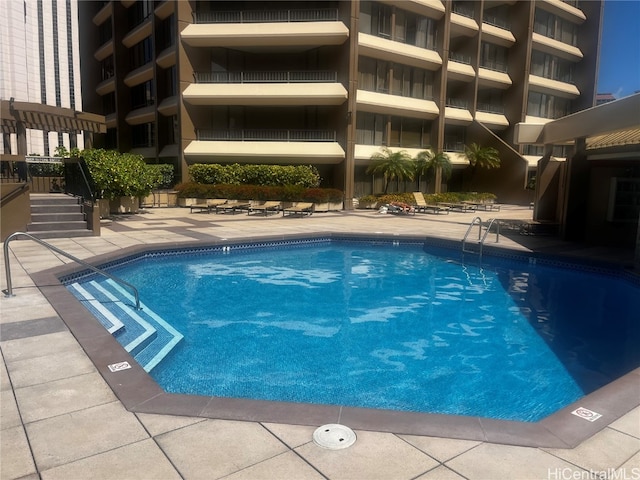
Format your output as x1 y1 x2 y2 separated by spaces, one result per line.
356 113 386 145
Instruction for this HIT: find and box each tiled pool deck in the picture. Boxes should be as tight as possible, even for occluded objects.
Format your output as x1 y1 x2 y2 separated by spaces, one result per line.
2 205 639 480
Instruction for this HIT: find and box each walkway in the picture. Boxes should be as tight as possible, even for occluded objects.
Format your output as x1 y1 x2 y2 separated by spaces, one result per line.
2 205 638 479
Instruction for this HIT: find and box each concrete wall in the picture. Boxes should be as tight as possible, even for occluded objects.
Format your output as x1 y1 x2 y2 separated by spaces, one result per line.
1 184 31 241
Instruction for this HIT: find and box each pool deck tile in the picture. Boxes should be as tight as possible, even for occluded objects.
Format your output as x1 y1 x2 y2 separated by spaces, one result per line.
2 205 639 479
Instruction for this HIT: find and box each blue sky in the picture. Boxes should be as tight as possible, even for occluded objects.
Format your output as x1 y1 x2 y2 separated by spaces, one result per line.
597 0 640 98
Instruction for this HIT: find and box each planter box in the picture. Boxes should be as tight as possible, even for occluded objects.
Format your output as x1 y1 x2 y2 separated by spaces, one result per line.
313 201 343 212
178 198 199 207
142 190 178 208
98 197 140 216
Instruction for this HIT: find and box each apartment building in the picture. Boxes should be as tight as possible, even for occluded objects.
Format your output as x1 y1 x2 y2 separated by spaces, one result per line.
78 0 603 205
1 0 85 156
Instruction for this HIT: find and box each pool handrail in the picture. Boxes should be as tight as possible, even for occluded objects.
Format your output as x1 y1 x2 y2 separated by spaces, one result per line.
3 231 141 310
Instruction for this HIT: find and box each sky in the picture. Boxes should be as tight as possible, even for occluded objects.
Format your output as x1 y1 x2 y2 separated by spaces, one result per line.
597 0 640 98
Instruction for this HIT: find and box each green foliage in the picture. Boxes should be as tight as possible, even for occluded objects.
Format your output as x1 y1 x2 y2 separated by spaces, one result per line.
82 148 155 199
463 143 501 170
422 192 497 204
53 146 81 158
414 149 452 180
174 182 343 203
376 193 416 205
145 164 175 189
366 148 415 193
188 163 321 188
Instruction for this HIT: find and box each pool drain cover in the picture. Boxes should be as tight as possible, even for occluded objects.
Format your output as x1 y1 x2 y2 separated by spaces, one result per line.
312 424 356 450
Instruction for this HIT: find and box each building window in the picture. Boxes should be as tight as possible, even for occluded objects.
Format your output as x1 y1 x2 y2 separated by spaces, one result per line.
101 56 114 81
157 14 175 51
480 42 508 72
527 91 572 119
534 9 578 46
356 112 386 145
530 50 574 83
132 123 155 148
130 37 153 70
128 0 153 30
102 92 116 115
389 117 431 148
360 2 436 50
131 80 154 109
105 128 117 149
444 126 465 152
359 58 433 100
99 18 112 45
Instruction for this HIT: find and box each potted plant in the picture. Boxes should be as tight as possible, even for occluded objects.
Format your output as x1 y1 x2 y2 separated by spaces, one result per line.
82 149 155 215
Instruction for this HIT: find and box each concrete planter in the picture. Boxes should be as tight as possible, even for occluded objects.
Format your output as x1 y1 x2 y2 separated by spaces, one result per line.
177 198 199 207
98 197 140 216
313 201 343 212
142 190 178 207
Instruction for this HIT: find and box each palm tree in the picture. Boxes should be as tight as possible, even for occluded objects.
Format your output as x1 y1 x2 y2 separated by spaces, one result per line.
463 143 501 170
414 149 452 192
462 143 501 190
366 147 415 193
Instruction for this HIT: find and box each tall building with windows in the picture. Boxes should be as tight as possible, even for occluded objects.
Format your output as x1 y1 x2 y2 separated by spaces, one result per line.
78 0 603 205
0 0 84 156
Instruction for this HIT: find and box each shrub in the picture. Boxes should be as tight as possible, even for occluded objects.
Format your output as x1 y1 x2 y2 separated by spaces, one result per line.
146 164 175 189
82 149 153 199
188 163 321 188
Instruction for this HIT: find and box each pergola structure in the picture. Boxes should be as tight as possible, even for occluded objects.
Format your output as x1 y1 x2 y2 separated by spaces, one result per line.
1 99 106 162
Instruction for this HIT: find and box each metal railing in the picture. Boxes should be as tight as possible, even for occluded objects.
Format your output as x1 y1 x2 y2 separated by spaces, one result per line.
194 71 338 84
446 98 469 109
476 103 505 114
3 232 141 310
449 52 472 65
482 14 511 30
63 157 96 202
196 129 337 142
462 217 500 261
480 59 509 73
194 8 339 24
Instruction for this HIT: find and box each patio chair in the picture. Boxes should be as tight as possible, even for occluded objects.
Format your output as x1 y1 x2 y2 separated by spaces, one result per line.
214 200 251 214
189 199 228 214
282 202 314 217
247 201 281 216
412 192 449 215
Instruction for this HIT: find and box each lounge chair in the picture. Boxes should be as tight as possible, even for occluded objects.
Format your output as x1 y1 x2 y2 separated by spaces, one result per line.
247 201 281 216
190 199 228 214
214 200 251 214
282 202 314 217
412 192 449 215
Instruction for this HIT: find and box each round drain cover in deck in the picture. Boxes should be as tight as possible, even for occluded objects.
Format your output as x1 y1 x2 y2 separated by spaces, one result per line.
312 424 356 449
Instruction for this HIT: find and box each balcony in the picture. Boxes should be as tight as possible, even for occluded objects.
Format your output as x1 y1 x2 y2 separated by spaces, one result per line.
444 99 473 125
537 0 586 24
182 9 348 48
183 72 347 106
124 63 154 88
184 129 345 164
92 2 113 26
122 18 152 48
475 104 509 130
528 74 580 98
94 40 113 62
356 90 439 119
358 33 442 70
447 53 476 81
125 105 155 126
531 32 583 61
377 0 445 19
478 65 512 89
96 77 116 96
481 22 516 48
156 45 176 69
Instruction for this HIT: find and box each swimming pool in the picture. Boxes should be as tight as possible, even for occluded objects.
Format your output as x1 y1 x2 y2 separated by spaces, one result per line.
65 236 640 423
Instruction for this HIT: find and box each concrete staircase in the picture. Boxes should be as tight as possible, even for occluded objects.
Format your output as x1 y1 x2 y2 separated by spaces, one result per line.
27 193 93 239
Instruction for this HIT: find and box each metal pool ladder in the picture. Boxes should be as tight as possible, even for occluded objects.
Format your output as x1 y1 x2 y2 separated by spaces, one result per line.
462 217 500 260
3 232 141 310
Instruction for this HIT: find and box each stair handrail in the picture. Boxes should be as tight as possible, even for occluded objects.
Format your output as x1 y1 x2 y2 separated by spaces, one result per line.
63 157 96 202
462 216 483 252
3 232 141 310
478 218 500 260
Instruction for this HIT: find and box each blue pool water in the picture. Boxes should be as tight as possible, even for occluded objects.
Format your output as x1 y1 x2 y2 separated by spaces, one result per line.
71 240 640 422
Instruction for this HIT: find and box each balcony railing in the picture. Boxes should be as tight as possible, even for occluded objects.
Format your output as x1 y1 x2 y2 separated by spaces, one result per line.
194 8 339 24
449 52 472 65
476 103 505 114
194 71 338 84
480 59 508 73
446 98 469 109
196 129 337 142
482 14 511 30
452 3 475 18
444 141 465 152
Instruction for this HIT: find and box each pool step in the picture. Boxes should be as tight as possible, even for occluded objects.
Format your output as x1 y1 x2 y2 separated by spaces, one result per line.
68 279 183 372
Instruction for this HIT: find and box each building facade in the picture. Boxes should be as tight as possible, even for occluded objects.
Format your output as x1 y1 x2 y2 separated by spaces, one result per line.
0 0 84 156
78 0 603 205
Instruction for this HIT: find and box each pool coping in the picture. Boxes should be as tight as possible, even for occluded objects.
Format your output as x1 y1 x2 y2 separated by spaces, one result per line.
32 232 640 449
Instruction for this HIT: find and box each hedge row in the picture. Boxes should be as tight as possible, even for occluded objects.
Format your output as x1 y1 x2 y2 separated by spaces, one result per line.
175 182 343 203
189 163 321 188
359 192 497 206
